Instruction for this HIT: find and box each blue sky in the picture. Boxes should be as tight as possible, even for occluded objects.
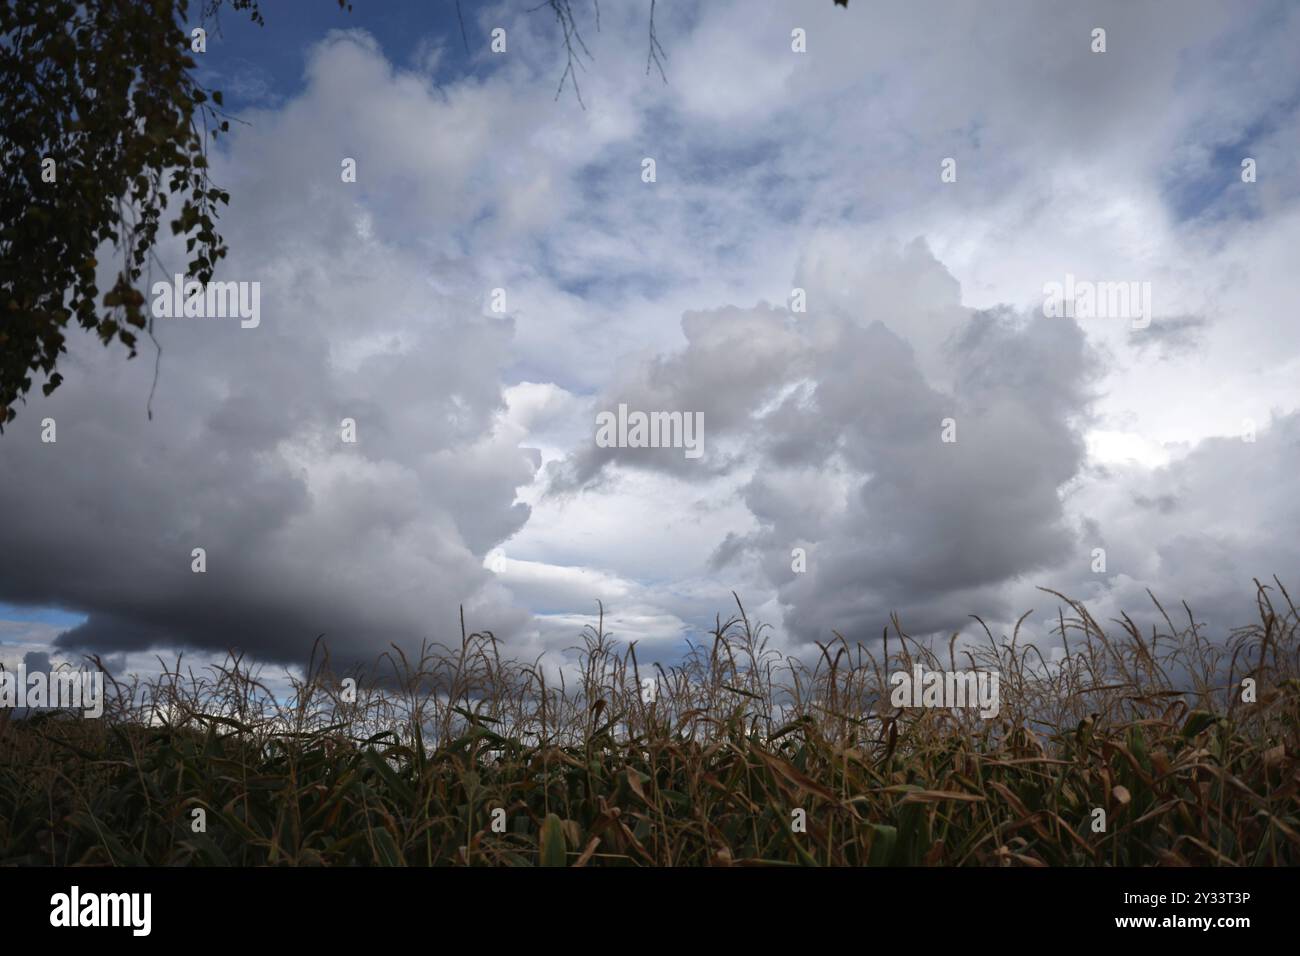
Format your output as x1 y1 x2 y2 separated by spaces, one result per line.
0 605 84 629
195 1 476 108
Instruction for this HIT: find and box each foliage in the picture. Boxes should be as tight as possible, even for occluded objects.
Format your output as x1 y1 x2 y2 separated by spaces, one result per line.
0 1 343 428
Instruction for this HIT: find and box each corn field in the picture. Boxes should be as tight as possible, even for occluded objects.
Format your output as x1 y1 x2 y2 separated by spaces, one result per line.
2 579 1298 866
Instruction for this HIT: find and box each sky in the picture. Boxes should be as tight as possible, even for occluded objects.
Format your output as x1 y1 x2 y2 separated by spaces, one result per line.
1 0 1298 687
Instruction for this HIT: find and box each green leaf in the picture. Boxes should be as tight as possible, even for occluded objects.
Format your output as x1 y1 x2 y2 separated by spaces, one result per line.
362 748 416 805
1182 710 1223 738
867 824 897 866
370 826 406 866
539 813 567 867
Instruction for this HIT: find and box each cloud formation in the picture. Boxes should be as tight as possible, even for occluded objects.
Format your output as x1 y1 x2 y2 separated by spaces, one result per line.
552 240 1101 645
2 2 1299 674
0 34 554 667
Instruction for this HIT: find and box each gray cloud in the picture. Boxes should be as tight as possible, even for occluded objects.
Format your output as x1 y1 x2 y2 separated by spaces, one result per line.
0 36 545 669
1070 411 1300 635
1128 316 1208 360
550 242 1103 645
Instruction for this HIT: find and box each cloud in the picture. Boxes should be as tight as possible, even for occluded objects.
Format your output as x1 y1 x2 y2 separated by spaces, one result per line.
5 1 1300 678
1127 316 1208 360
0 33 551 669
1059 410 1300 635
547 239 1103 646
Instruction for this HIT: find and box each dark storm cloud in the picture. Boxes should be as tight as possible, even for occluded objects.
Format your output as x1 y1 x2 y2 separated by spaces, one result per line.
0 37 547 669
0 283 535 667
